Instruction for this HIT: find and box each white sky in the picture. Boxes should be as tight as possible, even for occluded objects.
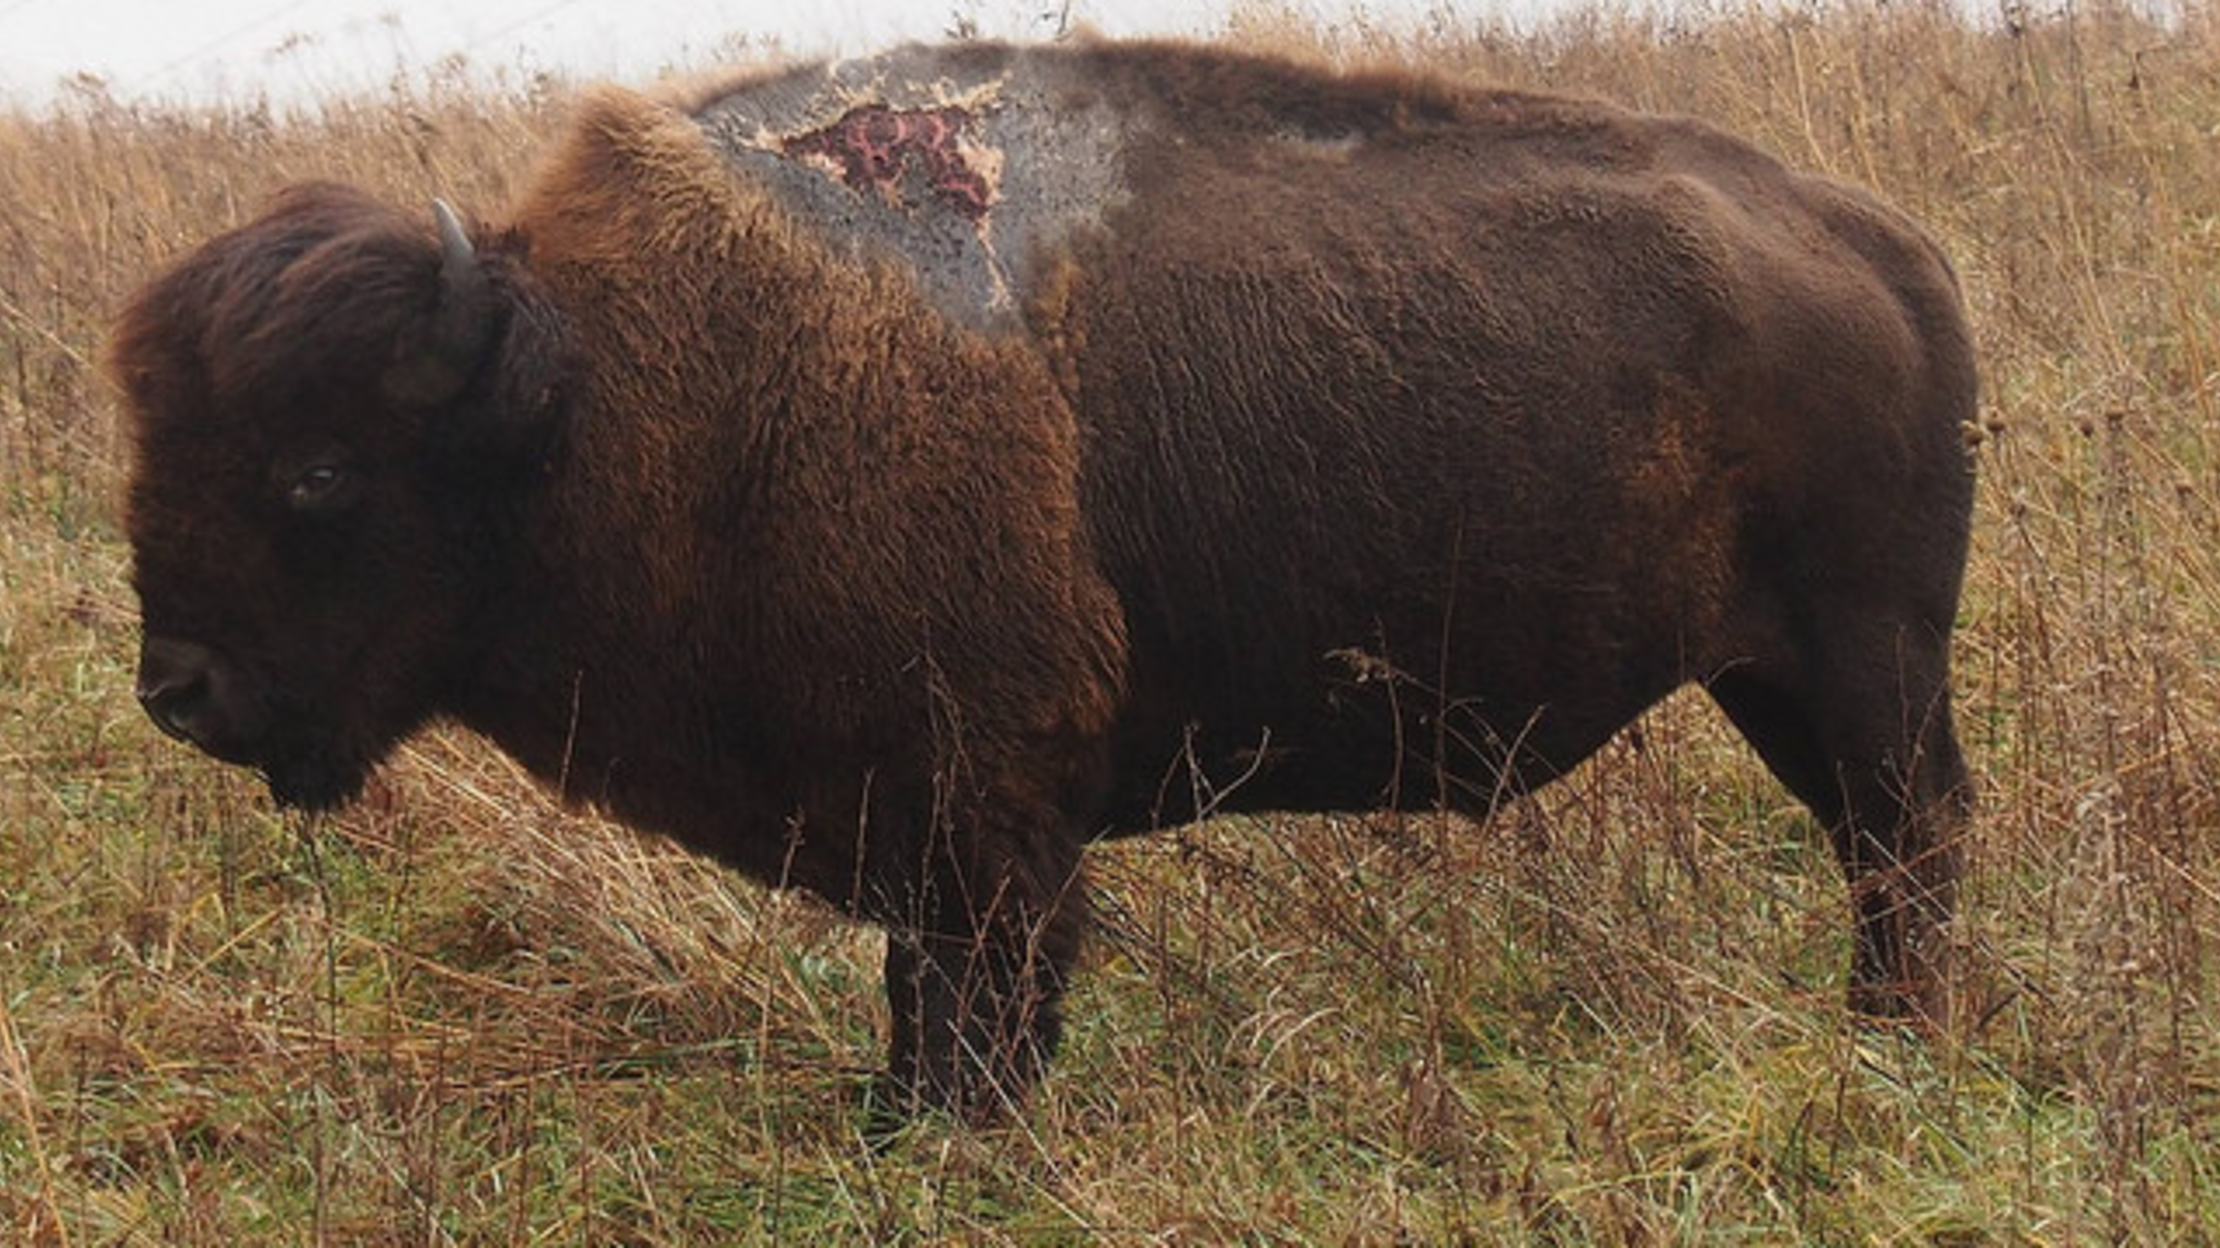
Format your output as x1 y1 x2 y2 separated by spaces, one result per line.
0 0 1506 106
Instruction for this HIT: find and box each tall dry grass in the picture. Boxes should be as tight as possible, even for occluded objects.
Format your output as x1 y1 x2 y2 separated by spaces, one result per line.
3 2 2219 1242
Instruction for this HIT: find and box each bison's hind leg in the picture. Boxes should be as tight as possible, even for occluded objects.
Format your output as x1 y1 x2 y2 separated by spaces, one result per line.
1706 620 1971 1027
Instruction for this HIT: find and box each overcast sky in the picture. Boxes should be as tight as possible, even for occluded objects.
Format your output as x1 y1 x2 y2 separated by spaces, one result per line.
0 0 1498 106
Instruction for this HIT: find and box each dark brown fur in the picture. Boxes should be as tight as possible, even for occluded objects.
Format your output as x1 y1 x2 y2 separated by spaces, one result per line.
116 41 1975 1120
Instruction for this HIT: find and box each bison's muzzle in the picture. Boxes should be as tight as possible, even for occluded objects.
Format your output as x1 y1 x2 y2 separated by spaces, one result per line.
136 638 365 810
135 636 259 757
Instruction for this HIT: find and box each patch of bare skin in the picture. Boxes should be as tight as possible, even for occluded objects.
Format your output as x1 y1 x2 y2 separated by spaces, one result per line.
1274 128 1365 160
776 97 1017 310
783 105 998 222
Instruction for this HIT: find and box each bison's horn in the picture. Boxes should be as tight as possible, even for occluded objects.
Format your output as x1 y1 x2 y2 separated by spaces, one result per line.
434 197 473 267
384 198 500 407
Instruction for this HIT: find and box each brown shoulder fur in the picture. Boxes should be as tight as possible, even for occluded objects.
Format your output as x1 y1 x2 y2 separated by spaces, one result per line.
482 85 1127 891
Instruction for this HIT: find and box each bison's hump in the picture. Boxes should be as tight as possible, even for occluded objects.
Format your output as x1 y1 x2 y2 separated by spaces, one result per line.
690 45 1129 332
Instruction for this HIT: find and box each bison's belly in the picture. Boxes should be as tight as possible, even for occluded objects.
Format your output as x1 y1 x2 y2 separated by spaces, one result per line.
1087 536 1707 835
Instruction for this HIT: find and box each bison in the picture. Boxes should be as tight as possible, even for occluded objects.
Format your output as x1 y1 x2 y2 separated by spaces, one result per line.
114 40 1976 1120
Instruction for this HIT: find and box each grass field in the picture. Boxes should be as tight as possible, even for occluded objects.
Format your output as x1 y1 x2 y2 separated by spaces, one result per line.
5 1 2220 1242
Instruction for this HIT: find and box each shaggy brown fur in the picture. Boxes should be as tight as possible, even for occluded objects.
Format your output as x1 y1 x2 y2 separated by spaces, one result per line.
116 39 1975 1121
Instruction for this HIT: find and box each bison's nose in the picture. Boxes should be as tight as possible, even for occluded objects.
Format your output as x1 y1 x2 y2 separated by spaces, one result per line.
136 636 224 748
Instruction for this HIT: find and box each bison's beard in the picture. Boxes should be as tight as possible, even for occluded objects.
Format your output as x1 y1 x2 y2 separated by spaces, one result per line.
264 759 368 811
259 732 375 812
250 672 440 811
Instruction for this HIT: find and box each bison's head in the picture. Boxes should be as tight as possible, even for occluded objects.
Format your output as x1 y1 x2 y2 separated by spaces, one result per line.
112 184 567 809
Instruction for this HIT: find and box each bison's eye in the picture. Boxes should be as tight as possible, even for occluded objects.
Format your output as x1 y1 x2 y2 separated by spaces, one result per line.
284 462 359 514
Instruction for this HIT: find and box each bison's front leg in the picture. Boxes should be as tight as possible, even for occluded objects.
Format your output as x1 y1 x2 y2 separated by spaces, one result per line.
870 818 1088 1123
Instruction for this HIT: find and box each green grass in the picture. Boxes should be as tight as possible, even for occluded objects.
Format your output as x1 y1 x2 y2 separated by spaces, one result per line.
6 0 2220 1242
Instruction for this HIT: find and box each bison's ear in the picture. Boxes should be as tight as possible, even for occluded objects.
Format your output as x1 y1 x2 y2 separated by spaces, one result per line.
383 199 500 410
389 200 569 468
